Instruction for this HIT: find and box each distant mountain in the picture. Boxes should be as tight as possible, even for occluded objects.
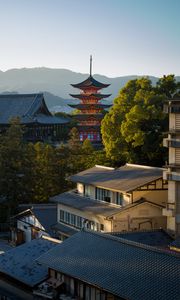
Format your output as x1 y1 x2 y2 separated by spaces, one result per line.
0 67 179 111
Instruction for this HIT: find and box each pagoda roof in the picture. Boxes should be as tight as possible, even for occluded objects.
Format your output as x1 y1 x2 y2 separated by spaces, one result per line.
69 93 111 100
77 125 100 131
71 75 110 89
69 103 112 109
73 114 104 120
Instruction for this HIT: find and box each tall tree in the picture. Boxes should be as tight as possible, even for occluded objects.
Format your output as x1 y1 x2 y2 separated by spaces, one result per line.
101 76 180 166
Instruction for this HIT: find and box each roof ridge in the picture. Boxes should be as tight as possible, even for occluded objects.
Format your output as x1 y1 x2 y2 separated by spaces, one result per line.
83 229 180 258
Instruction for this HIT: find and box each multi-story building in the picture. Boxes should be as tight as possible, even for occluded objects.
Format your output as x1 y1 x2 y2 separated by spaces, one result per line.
163 97 180 237
51 164 168 240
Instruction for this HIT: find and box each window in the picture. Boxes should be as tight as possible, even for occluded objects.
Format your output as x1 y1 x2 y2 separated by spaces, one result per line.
116 192 123 206
59 209 103 231
96 188 111 202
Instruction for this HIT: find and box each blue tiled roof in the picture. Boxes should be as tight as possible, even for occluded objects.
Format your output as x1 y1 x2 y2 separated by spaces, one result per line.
0 93 69 125
170 237 180 249
0 237 60 287
37 230 180 300
109 229 173 247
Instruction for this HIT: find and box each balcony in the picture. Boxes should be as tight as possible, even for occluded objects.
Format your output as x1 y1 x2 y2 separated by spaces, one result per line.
162 203 175 217
163 138 180 148
163 171 180 181
163 104 180 114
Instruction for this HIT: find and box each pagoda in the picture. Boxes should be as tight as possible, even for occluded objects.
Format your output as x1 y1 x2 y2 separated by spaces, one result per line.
69 56 111 145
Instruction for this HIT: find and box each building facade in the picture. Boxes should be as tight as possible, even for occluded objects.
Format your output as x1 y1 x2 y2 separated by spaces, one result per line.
163 97 180 236
51 164 168 240
69 57 111 145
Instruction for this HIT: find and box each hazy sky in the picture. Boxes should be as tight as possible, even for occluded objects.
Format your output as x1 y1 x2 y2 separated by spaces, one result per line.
0 0 179 77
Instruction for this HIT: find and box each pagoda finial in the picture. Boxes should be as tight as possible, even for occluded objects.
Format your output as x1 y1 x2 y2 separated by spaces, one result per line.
90 55 92 76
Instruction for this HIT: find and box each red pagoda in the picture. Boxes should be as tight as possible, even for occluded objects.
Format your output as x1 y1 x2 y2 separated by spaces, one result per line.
70 56 111 145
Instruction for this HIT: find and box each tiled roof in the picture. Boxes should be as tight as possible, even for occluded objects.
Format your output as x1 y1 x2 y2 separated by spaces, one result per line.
69 103 111 109
170 237 180 249
37 230 180 300
69 93 111 99
0 93 69 125
51 191 121 217
71 75 110 89
109 229 173 247
18 204 57 236
70 164 164 192
51 222 79 237
0 236 60 287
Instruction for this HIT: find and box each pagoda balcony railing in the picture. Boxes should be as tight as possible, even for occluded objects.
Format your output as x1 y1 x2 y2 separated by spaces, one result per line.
163 170 180 181
163 138 180 148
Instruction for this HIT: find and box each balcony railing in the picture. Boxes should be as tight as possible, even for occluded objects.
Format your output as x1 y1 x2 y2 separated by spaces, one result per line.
163 171 180 181
162 203 175 217
163 138 180 148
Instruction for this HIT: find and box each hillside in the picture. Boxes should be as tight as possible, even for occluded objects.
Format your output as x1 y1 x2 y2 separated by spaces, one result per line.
0 67 179 111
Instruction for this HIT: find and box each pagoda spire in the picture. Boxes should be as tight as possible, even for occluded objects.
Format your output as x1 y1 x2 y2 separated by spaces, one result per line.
90 55 92 76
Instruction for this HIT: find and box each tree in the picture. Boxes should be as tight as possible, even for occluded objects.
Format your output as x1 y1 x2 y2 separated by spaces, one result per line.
101 76 180 166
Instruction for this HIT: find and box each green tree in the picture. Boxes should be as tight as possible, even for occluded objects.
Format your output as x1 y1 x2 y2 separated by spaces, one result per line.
101 76 179 166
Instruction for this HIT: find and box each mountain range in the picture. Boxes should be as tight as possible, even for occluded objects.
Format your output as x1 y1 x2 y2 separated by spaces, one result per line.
0 67 179 112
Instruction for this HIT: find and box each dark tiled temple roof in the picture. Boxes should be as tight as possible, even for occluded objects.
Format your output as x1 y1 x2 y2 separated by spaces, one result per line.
51 222 79 237
71 164 164 192
37 230 180 300
71 75 110 89
109 229 173 247
0 93 69 125
69 103 112 109
0 237 60 287
51 191 121 217
69 93 111 99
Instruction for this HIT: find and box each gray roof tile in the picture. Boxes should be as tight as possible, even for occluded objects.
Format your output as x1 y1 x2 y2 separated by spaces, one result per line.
0 237 60 287
37 230 180 300
51 191 121 217
0 93 69 124
70 164 164 192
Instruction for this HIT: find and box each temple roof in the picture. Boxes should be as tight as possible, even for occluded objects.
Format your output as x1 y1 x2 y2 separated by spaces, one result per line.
71 75 110 89
0 93 69 125
69 93 111 100
69 103 112 109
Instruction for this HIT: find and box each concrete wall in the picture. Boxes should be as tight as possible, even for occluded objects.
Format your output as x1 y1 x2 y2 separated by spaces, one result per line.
111 203 166 232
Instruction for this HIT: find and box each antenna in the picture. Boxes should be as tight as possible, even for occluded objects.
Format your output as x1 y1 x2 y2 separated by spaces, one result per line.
90 55 92 76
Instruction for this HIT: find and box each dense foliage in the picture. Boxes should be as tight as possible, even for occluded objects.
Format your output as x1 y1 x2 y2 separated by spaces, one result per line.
101 75 180 166
0 124 111 221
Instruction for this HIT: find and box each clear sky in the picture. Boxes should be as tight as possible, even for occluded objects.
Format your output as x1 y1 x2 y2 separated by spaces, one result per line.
0 0 179 77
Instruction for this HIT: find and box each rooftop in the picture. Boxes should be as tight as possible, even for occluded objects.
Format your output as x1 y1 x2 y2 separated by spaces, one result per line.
109 229 173 248
71 75 110 90
0 93 69 125
18 204 57 236
0 236 60 287
51 190 120 217
37 230 180 300
70 164 164 193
